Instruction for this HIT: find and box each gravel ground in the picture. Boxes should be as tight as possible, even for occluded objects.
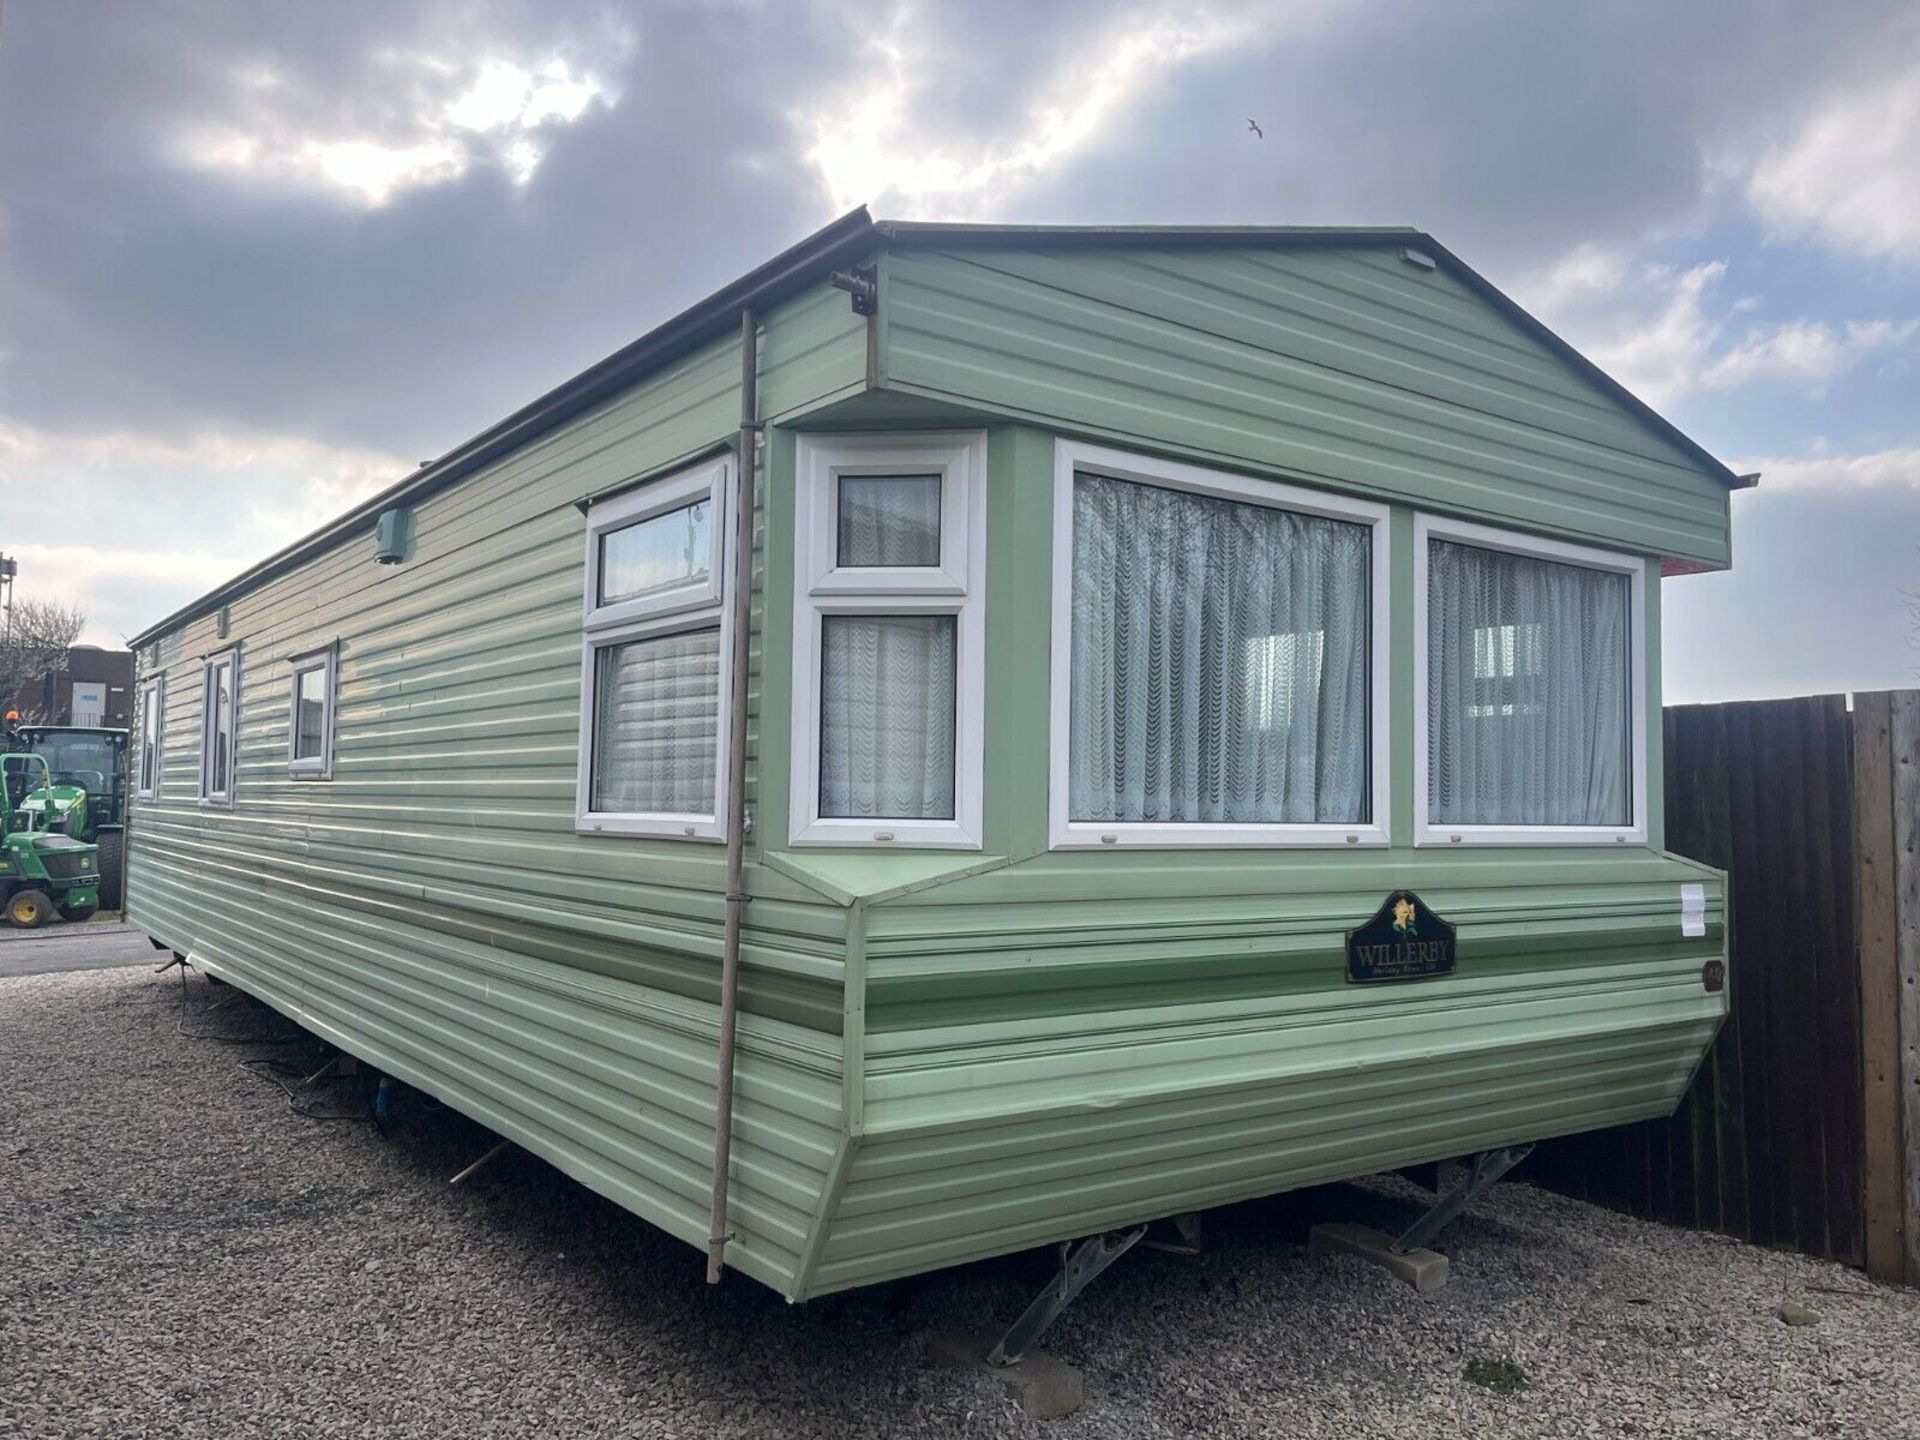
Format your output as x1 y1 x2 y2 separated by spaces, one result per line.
3 966 1918 1439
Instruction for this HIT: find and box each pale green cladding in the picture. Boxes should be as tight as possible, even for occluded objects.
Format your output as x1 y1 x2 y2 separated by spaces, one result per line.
129 278 868 1297
126 223 1734 1304
875 243 1734 568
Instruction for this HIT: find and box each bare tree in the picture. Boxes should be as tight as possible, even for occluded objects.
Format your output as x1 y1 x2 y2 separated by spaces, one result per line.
0 598 88 721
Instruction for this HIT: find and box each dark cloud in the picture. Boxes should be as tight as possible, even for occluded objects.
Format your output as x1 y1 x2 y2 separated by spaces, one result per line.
0 0 1915 677
6 0 1908 454
998 0 1918 279
0 1 847 452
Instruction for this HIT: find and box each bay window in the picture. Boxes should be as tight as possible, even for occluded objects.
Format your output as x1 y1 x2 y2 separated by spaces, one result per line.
1415 515 1646 845
576 456 733 839
1049 441 1391 849
791 433 986 847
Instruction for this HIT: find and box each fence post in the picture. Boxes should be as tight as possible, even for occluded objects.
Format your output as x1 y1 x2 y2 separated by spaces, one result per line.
1894 693 1920 1286
1857 692 1905 1281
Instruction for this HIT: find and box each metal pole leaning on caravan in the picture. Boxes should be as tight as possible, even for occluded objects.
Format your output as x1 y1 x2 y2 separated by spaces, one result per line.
706 307 760 1284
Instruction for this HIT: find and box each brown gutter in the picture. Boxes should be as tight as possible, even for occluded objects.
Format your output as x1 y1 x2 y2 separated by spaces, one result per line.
706 307 758 1284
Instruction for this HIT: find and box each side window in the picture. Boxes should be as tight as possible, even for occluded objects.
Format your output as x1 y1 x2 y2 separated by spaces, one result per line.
1415 515 1646 846
137 676 164 800
790 432 986 848
199 647 240 807
287 646 338 779
575 456 733 839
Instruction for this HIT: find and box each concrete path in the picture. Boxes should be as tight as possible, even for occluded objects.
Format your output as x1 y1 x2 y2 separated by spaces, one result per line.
0 921 158 977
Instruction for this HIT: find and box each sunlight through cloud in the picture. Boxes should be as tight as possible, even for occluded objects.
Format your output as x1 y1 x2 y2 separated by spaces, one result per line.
177 50 612 206
805 2 1267 218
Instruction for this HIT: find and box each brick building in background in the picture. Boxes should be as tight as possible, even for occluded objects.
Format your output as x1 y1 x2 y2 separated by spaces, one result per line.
11 645 135 726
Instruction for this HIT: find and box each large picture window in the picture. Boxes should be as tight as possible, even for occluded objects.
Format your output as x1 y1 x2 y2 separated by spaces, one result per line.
199 647 239 807
790 433 986 847
1049 442 1390 849
575 456 733 840
1415 515 1646 846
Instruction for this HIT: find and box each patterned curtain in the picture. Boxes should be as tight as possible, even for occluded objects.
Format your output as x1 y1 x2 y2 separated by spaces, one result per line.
591 628 721 815
1427 539 1631 826
1068 472 1371 824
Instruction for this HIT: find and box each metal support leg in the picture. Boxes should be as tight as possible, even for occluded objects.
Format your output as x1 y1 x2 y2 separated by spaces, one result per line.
1391 1145 1532 1255
988 1227 1147 1367
1142 1211 1204 1257
298 1054 357 1089
449 1138 513 1186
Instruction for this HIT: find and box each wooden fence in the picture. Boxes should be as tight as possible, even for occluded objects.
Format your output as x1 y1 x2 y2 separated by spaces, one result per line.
1529 691 1920 1284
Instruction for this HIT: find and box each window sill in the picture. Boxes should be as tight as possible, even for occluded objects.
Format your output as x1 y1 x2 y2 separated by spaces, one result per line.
1413 823 1648 848
576 814 725 842
1051 822 1391 851
790 816 983 849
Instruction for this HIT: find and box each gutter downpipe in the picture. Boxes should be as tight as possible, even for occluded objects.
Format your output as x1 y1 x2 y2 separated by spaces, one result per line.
707 308 759 1284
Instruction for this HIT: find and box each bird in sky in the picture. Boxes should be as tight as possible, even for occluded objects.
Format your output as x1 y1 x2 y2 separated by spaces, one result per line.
1247 118 1263 139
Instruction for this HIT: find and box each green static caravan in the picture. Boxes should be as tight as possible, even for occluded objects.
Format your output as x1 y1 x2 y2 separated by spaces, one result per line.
124 210 1741 1303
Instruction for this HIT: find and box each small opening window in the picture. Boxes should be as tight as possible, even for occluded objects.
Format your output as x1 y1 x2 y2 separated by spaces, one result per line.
288 647 337 778
137 676 164 800
835 475 942 568
598 497 712 606
199 647 240 807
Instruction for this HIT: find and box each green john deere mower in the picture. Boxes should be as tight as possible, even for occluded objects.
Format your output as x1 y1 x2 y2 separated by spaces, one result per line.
8 724 126 909
0 750 103 926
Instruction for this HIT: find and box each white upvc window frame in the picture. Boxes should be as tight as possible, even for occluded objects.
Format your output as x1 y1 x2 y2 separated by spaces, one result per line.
1413 512 1648 848
575 455 734 841
136 675 164 801
198 646 241 808
790 431 988 848
1049 440 1392 851
286 644 338 780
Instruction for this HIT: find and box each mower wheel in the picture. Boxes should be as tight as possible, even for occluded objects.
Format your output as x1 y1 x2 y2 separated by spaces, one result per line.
96 831 123 910
59 898 98 924
7 889 54 928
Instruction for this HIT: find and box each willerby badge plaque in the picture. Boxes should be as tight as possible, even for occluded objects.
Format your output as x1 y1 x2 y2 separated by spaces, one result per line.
1345 890 1457 983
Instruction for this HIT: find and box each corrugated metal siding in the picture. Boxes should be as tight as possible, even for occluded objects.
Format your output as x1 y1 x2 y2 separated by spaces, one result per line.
859 849 1719 1027
794 849 1725 1295
815 995 1714 1294
878 245 1733 568
124 280 867 1298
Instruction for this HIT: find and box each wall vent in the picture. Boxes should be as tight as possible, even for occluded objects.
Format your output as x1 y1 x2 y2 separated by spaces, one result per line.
375 507 411 565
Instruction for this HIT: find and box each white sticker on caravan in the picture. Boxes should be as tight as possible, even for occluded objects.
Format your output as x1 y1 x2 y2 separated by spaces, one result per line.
1680 883 1706 938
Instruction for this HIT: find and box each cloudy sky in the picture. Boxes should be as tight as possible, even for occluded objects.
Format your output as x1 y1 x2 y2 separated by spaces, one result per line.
1 0 1917 702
